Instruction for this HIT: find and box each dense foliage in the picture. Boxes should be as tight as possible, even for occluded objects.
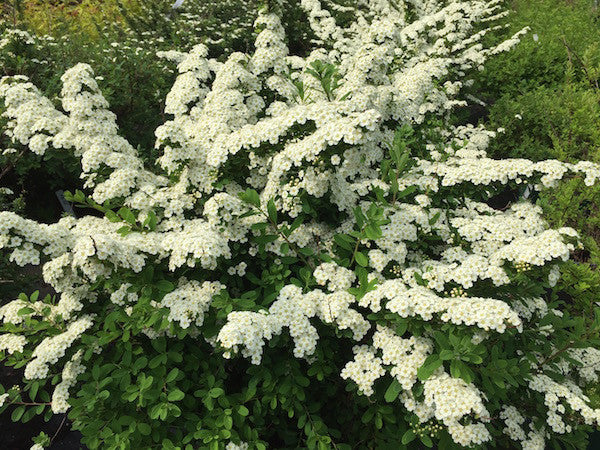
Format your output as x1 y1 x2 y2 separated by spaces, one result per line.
475 0 600 391
1 1 600 449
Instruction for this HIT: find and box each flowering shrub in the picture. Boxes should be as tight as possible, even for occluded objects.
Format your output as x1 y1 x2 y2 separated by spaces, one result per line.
1 1 600 449
121 0 314 58
0 0 305 225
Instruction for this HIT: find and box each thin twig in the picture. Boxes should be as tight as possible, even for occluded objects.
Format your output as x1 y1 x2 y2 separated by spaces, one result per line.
12 401 51 406
257 206 315 270
50 414 68 446
538 328 595 369
0 150 25 182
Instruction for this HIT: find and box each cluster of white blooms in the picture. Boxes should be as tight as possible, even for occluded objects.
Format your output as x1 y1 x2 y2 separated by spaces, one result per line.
313 262 356 291
0 392 9 408
0 77 66 155
2 1 600 448
373 325 432 390
0 29 36 50
359 279 521 332
528 374 600 437
218 283 371 363
24 316 93 380
500 405 528 442
217 310 275 364
511 297 549 322
569 348 600 383
0 298 31 325
402 372 491 447
340 345 385 396
388 287 521 332
0 333 27 354
225 442 249 450
499 404 552 449
160 279 224 328
51 350 85 413
110 283 137 306
0 211 72 266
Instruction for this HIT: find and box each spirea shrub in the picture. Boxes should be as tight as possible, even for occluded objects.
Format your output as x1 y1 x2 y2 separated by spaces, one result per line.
1 1 600 449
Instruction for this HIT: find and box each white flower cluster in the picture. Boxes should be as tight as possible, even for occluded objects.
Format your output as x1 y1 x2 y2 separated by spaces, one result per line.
110 283 137 306
359 280 521 332
402 371 491 447
313 262 356 292
218 282 370 364
340 345 385 396
569 347 600 383
0 333 27 354
160 279 224 328
24 316 93 380
529 375 600 433
340 324 433 397
373 326 432 391
0 392 9 408
225 442 249 450
51 350 85 413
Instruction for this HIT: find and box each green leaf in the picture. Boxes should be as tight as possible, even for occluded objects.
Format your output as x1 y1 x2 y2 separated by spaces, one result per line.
353 207 366 228
450 359 461 379
429 212 441 226
417 355 442 381
298 247 314 256
29 382 39 402
240 189 261 208
355 251 368 267
143 210 158 230
17 307 35 316
451 360 474 384
334 234 354 250
396 185 417 199
117 225 132 236
140 375 154 390
401 430 416 445
364 224 382 240
166 368 179 383
137 422 151 435
118 207 136 225
156 280 174 292
384 379 402 403
149 354 167 369
395 321 407 336
420 433 433 448
208 388 224 398
237 405 249 416
11 406 25 422
253 234 278 245
439 350 454 361
267 199 278 223
167 389 185 402
132 357 148 372
105 210 120 223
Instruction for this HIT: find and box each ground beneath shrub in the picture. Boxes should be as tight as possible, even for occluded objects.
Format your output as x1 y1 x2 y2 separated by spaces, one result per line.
0 364 84 449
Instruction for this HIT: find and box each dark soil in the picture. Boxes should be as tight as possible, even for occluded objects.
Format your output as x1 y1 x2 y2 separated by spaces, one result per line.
0 364 84 449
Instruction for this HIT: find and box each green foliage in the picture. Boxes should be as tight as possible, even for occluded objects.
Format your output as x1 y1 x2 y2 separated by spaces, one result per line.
476 0 600 100
473 0 600 413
